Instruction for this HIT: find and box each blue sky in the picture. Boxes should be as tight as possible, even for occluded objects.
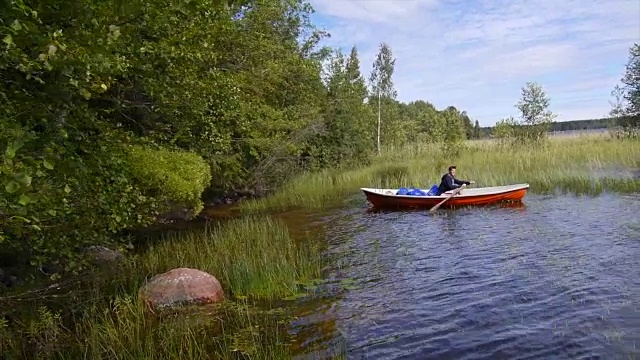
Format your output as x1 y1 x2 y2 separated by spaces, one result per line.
307 0 640 127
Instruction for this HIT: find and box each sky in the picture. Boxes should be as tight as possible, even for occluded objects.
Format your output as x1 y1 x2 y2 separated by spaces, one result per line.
307 0 640 127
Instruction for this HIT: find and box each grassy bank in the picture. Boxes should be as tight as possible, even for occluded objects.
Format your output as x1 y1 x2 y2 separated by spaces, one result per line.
241 136 640 213
0 216 325 359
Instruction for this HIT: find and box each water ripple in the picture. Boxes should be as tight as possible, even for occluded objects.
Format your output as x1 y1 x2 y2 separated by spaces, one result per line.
293 194 640 359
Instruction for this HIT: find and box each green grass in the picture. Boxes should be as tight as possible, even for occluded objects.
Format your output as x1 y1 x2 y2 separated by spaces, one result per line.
0 215 326 359
132 216 323 299
71 297 297 360
0 297 299 359
241 136 640 212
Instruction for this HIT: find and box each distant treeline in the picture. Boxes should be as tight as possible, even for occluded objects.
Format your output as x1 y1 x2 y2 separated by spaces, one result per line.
476 116 625 138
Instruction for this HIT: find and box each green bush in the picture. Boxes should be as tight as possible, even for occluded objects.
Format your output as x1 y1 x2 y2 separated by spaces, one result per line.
0 126 156 275
0 132 212 276
125 145 212 215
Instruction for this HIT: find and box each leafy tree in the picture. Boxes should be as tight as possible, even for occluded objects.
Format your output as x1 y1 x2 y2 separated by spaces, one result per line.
343 46 375 164
369 42 397 154
515 81 556 143
407 101 438 138
314 46 373 167
492 117 518 146
491 81 555 147
440 106 467 155
461 111 474 139
473 120 481 139
609 43 640 138
621 43 640 116
609 85 627 118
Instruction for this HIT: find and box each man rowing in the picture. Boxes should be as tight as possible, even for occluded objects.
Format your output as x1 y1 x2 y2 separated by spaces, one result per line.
438 165 475 195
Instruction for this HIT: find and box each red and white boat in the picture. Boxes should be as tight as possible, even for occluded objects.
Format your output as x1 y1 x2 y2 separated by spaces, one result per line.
361 183 529 209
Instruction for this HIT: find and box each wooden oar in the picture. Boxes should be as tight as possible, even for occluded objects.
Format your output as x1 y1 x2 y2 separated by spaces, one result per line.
429 184 466 212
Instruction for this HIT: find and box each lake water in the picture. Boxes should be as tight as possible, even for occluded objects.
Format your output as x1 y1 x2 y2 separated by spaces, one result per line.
291 193 640 359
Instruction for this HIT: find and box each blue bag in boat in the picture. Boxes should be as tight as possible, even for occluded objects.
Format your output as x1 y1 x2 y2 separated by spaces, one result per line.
396 187 409 195
426 184 439 196
407 187 427 196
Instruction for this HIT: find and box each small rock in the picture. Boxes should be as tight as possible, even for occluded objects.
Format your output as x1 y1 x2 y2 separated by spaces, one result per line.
86 245 125 263
159 203 195 222
0 269 21 288
138 267 224 309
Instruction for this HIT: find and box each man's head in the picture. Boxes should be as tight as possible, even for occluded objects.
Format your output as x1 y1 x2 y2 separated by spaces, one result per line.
448 165 456 176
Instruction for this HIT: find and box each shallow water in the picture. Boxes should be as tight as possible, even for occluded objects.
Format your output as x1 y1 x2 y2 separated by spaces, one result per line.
292 193 640 359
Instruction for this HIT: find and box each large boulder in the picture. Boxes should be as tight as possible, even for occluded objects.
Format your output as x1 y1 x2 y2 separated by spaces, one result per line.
138 268 224 309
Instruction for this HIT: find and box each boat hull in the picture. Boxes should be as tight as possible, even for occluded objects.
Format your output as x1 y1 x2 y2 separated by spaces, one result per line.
361 184 529 210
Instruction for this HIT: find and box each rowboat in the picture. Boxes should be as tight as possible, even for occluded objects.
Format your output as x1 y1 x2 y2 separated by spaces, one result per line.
361 183 529 209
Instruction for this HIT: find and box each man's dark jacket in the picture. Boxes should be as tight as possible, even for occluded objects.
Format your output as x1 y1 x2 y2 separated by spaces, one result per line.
438 173 470 195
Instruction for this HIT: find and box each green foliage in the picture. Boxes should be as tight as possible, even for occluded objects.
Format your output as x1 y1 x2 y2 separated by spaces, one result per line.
493 116 518 146
402 100 441 142
126 146 211 215
515 81 556 143
491 82 555 146
313 47 374 168
440 106 467 155
609 43 640 138
0 0 331 274
0 305 65 358
369 42 399 153
369 42 398 100
478 117 622 139
0 125 160 274
621 43 640 116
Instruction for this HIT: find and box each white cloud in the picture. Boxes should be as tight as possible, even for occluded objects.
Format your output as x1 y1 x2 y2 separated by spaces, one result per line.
312 0 438 25
309 0 640 125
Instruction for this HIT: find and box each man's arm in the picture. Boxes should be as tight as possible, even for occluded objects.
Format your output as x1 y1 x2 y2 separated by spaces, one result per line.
453 178 471 186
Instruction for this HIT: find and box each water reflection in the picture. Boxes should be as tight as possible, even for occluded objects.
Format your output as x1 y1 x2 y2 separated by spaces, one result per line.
364 200 527 215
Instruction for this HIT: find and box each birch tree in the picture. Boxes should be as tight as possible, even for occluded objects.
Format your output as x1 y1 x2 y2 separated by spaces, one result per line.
369 42 397 154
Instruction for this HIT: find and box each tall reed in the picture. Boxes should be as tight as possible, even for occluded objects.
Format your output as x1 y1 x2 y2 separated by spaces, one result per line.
241 136 640 212
0 215 325 359
131 215 323 299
